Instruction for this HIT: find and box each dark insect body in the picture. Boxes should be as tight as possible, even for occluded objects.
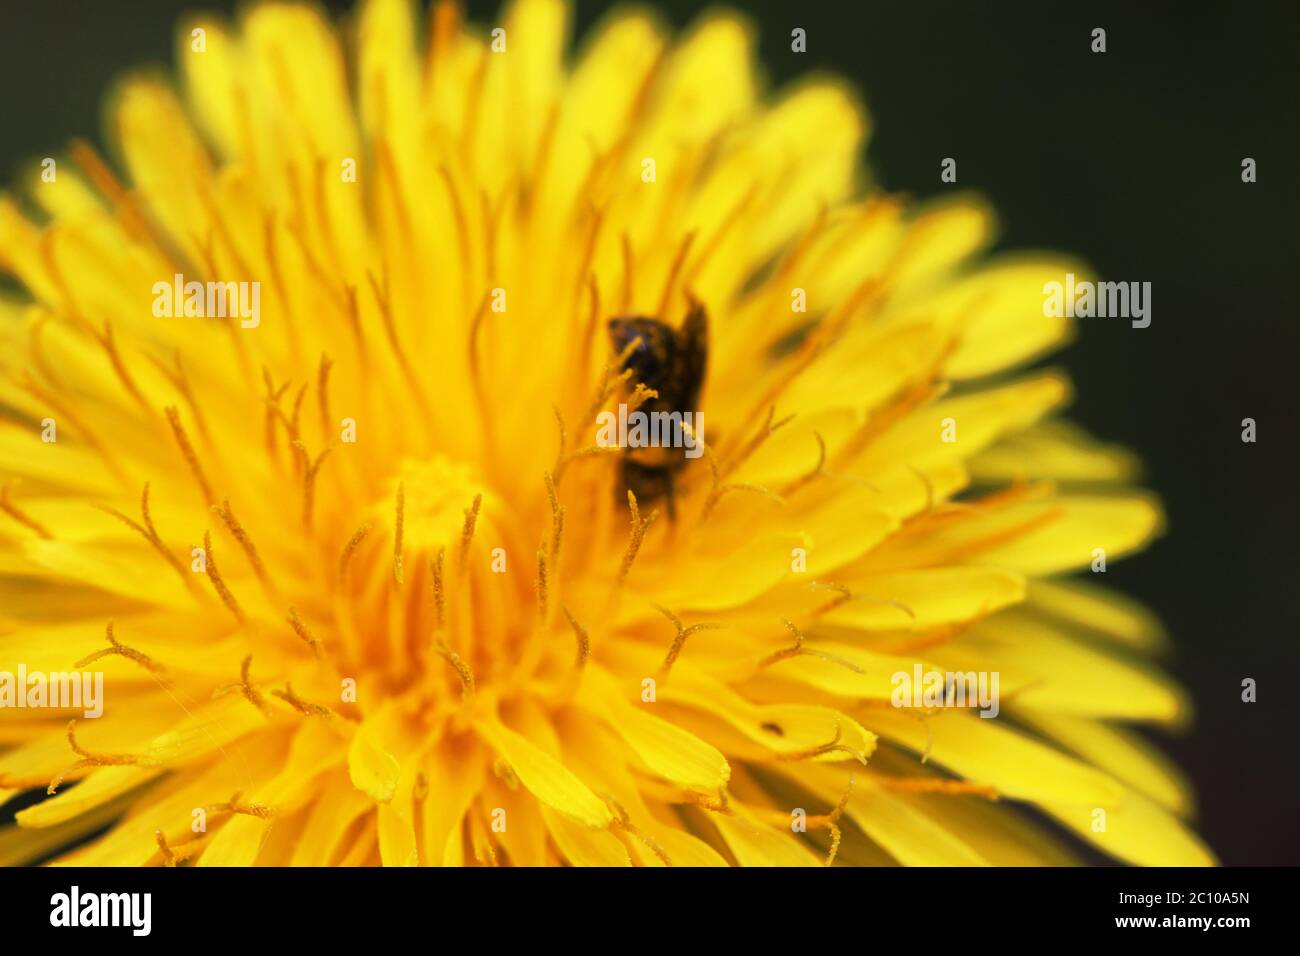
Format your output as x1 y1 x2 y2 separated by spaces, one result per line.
606 302 708 518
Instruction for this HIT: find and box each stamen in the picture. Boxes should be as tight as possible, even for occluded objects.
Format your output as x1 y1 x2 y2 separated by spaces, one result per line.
536 548 549 621
755 618 864 675
836 379 948 465
338 524 371 580
93 321 150 413
295 441 332 532
317 354 334 442
154 830 177 867
262 368 291 454
430 548 447 634
285 212 349 312
775 717 869 765
70 139 180 263
164 406 215 507
212 498 274 597
738 275 883 431
653 603 722 679
625 382 659 414
702 446 786 518
202 531 246 625
434 641 475 699
0 485 52 538
152 350 209 441
204 790 275 819
272 682 332 717
393 482 405 584
551 405 568 474
262 214 305 361
213 654 270 716
573 336 641 438
804 775 854 867
656 229 697 318
544 472 565 567
554 345 652 484
610 336 645 375
286 606 324 658
94 483 189 584
683 789 729 814
342 284 367 361
366 268 431 427
616 491 659 588
880 777 998 800
561 606 591 669
570 203 603 325
139 481 160 540
906 709 935 764
48 719 142 795
554 443 622 485
577 273 601 380
809 581 916 621
74 620 165 675
154 830 209 866
605 795 672 867
288 383 308 443
458 493 483 575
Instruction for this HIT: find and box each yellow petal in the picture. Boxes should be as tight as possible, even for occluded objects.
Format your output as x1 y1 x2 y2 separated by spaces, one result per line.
1017 710 1193 815
16 766 159 828
475 717 612 828
824 566 1026 630
291 771 377 866
862 709 1123 806
542 806 630 866
830 774 989 866
713 812 822 866
348 720 401 805
420 742 484 867
938 258 1083 379
971 420 1139 484
933 614 1186 723
581 666 730 793
976 492 1164 575
1029 578 1168 653
1043 789 1215 867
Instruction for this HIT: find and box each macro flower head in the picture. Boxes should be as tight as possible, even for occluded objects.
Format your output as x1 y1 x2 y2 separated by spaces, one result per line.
0 0 1214 866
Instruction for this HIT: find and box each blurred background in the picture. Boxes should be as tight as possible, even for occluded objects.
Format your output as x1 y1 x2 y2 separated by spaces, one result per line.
1 0 1296 864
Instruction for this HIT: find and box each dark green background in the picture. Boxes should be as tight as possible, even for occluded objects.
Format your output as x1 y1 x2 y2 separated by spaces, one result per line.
1 0 1297 865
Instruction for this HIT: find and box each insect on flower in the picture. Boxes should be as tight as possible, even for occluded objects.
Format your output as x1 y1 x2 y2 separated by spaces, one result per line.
607 300 708 518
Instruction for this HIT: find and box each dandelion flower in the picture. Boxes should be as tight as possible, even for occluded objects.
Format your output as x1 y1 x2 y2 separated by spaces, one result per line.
0 0 1213 866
